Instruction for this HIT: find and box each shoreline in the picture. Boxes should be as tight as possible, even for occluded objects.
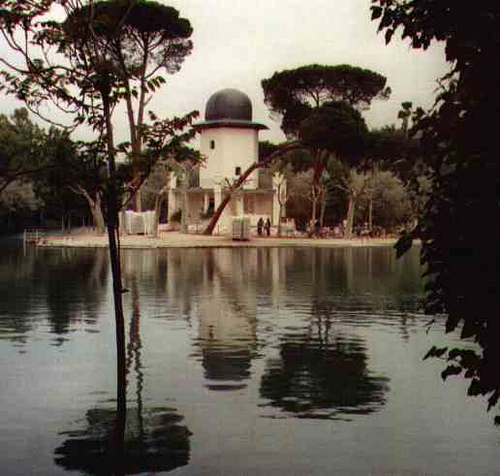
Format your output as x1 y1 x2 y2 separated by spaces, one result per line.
37 230 401 249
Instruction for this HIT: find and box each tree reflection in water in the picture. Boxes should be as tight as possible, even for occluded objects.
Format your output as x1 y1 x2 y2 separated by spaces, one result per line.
54 276 191 474
260 300 390 420
0 247 109 345
54 406 190 474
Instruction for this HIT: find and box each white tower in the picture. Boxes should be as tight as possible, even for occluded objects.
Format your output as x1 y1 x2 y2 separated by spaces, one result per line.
167 88 282 234
194 89 269 229
196 88 267 189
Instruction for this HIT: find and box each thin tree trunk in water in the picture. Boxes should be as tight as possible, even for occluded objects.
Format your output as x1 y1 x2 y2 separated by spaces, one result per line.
101 91 127 441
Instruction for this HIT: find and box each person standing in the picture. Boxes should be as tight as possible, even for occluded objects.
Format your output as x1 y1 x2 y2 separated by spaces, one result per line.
264 218 271 236
257 217 264 236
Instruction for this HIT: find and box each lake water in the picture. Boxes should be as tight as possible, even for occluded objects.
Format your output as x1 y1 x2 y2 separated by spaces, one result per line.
0 240 498 475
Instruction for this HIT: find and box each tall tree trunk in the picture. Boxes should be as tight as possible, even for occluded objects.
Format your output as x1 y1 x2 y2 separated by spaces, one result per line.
368 195 373 231
72 186 106 234
180 181 188 234
368 164 376 231
92 193 106 234
310 193 318 225
132 189 142 213
102 90 126 430
319 189 326 227
204 191 231 235
346 197 355 238
310 182 323 231
153 186 168 238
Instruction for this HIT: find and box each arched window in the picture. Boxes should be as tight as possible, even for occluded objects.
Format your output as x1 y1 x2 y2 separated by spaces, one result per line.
210 140 215 150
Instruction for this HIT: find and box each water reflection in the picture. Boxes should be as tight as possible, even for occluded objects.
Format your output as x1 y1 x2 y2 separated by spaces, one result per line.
281 247 423 308
44 248 108 341
54 275 191 474
0 246 109 344
120 247 422 395
2 243 499 475
260 305 390 420
54 405 190 474
197 249 258 390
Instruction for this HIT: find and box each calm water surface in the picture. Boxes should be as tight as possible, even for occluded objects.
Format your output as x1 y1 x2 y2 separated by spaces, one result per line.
0 240 498 475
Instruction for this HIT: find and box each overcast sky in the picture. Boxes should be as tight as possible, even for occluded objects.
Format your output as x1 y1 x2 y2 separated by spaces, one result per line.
0 0 449 145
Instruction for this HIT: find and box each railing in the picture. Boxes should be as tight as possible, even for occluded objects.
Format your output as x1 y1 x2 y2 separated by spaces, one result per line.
23 228 45 244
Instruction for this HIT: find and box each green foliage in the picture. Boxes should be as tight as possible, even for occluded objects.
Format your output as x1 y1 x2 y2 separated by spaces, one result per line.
368 126 411 166
0 181 41 216
63 0 193 80
285 172 314 230
34 129 86 218
0 108 46 192
262 63 390 116
299 101 369 166
372 0 500 422
262 63 389 138
0 108 106 226
258 140 280 161
262 63 390 224
0 1 199 217
0 1 195 140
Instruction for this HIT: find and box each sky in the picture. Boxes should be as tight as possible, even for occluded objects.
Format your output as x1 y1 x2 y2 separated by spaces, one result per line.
0 0 450 146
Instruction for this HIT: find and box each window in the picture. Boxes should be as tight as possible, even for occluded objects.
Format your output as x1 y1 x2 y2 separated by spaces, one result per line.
210 140 215 150
235 166 241 176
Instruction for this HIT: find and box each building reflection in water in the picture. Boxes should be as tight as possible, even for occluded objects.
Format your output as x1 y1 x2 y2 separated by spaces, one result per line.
53 275 191 475
194 249 259 391
122 248 286 392
105 246 417 422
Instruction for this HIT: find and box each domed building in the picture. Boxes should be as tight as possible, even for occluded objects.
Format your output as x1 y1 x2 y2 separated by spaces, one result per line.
167 88 283 233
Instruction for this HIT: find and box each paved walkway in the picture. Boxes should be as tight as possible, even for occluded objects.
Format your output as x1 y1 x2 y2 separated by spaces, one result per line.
39 230 399 249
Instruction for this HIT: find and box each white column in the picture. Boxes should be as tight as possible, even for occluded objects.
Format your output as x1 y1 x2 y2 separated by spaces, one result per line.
168 188 176 220
214 186 222 209
272 173 283 225
203 192 209 212
272 191 280 225
235 192 244 216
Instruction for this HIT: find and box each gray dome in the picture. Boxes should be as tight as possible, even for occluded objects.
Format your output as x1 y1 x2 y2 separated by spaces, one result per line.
205 88 252 121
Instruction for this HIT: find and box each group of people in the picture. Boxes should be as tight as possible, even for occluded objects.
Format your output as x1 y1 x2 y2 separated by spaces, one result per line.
257 217 272 236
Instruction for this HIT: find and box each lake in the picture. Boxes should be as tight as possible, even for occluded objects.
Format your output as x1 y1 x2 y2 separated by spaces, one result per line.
0 240 498 475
